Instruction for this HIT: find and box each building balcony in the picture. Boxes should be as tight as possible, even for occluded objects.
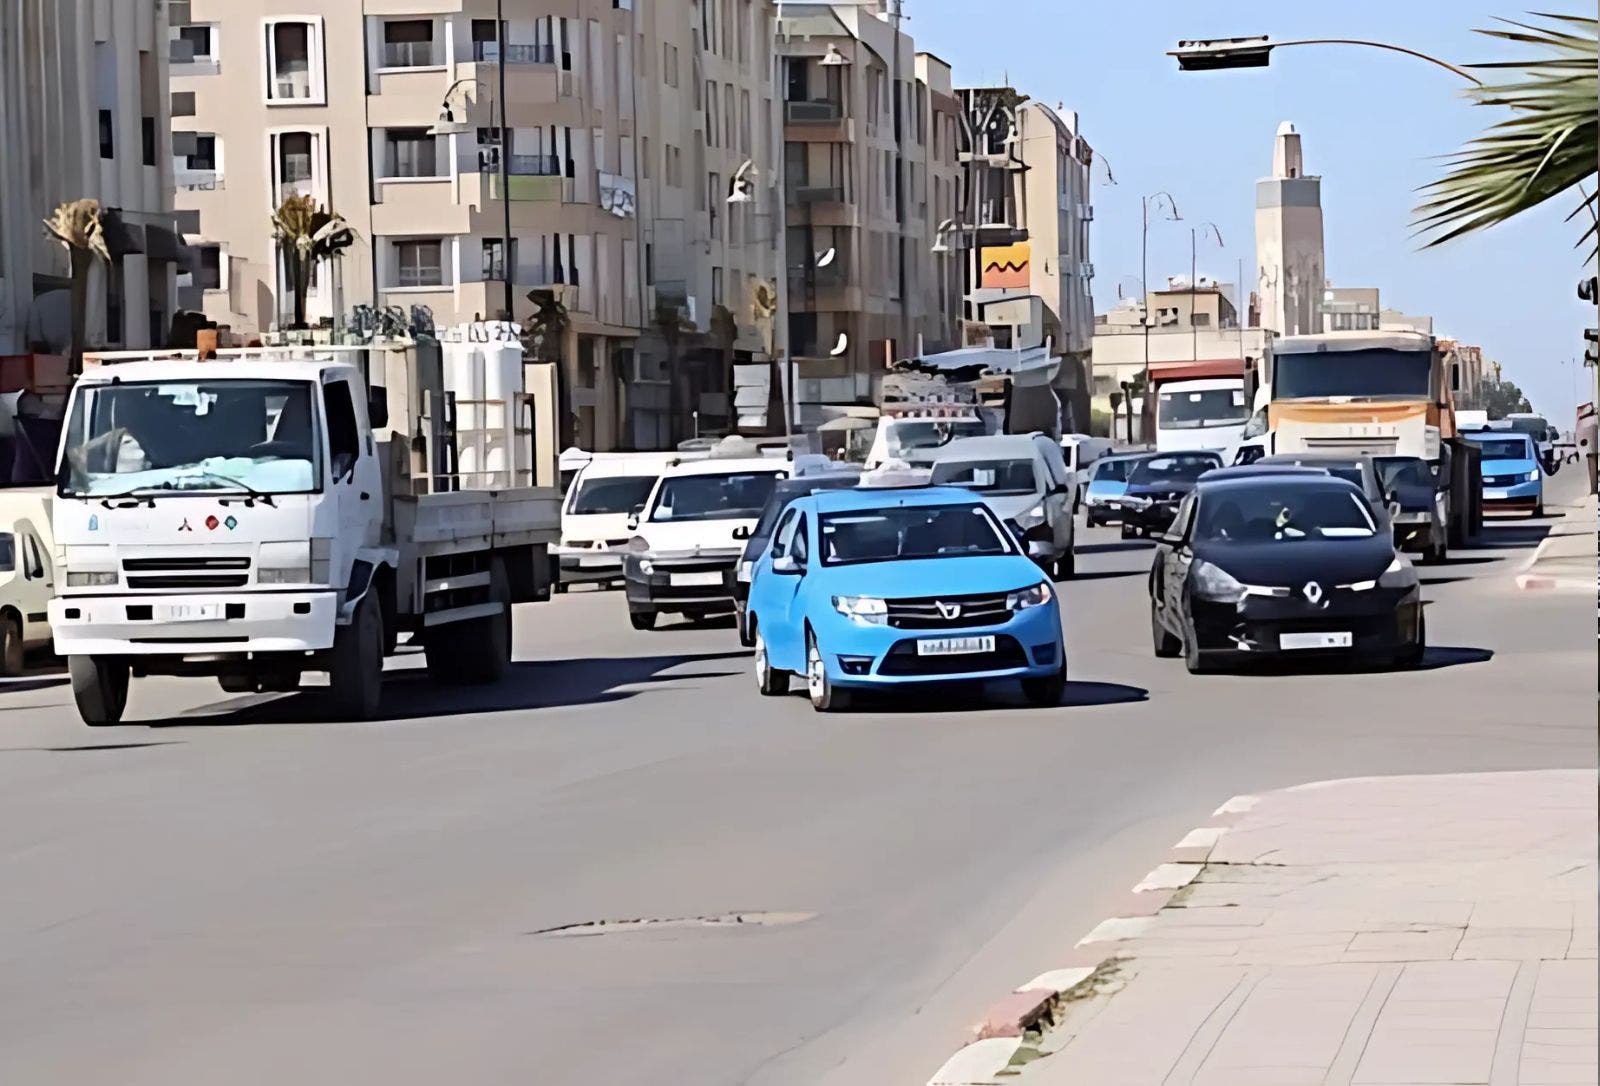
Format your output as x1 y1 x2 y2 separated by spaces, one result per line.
472 41 556 65
371 176 472 236
175 169 223 192
784 100 853 143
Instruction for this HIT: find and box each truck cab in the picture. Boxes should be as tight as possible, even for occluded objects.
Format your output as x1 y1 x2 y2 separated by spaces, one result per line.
1154 378 1250 453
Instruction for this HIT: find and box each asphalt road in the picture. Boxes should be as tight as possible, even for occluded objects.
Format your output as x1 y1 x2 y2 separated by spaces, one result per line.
0 474 1592 1086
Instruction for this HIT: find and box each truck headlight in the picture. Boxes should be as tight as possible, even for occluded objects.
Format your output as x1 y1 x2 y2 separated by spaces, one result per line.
1191 560 1246 602
258 565 311 585
1005 581 1053 611
832 595 888 625
65 571 118 587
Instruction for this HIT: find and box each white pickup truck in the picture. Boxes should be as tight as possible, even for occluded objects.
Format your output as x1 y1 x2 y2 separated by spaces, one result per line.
49 344 561 725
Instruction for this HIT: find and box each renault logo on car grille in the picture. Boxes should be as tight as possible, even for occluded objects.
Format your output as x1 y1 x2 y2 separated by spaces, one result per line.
1302 581 1325 605
936 601 962 620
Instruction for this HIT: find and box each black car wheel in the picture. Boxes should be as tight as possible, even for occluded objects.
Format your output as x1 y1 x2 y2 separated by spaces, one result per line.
1151 601 1181 658
1397 611 1427 669
1183 623 1217 675
736 603 755 647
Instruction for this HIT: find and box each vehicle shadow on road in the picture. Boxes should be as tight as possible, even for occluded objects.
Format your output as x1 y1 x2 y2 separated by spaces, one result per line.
1077 541 1154 555
850 680 1148 715
1234 645 1493 678
0 676 69 697
144 652 751 727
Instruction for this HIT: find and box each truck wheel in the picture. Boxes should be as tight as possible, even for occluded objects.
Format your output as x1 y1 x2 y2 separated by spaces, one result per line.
217 673 258 694
328 596 384 720
0 616 23 676
70 655 130 727
432 558 511 685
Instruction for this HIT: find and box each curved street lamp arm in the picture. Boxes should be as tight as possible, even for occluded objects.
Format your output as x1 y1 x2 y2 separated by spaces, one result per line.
1271 38 1482 86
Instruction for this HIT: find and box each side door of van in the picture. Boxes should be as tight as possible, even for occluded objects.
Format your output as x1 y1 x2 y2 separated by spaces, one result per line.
1035 438 1076 554
15 519 52 645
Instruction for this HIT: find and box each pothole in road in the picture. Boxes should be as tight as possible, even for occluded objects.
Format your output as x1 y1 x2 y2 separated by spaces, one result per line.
528 911 817 938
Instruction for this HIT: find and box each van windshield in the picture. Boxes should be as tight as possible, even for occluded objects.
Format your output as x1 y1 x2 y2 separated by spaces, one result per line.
649 471 783 522
58 379 321 498
1468 436 1534 461
569 475 656 515
1158 387 1248 429
929 459 1037 495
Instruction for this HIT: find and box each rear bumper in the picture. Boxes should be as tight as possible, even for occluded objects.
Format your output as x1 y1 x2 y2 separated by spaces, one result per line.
50 591 339 656
1119 501 1180 534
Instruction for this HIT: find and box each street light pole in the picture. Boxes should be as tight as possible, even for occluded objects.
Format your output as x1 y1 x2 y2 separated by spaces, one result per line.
1168 35 1482 86
1141 191 1180 442
888 0 909 361
496 0 513 322
1189 222 1223 363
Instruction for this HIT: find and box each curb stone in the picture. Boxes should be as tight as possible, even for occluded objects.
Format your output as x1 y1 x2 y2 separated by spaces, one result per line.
923 795 1257 1085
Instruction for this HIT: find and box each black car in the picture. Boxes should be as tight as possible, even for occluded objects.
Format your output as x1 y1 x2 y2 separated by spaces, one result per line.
1149 474 1425 673
733 471 861 645
1374 455 1449 564
1115 451 1223 538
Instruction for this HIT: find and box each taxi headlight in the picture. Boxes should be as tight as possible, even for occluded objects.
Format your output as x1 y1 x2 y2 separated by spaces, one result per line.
1526 469 1540 482
832 595 888 625
1005 582 1053 611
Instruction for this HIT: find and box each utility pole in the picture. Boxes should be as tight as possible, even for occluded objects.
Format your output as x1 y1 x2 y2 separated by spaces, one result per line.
888 0 909 361
495 0 513 322
1141 191 1180 441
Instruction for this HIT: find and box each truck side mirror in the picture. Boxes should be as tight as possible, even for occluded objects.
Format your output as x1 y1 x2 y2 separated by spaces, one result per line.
368 385 390 429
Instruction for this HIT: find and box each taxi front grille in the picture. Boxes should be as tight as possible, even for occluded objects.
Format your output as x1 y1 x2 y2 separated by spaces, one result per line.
886 592 1011 630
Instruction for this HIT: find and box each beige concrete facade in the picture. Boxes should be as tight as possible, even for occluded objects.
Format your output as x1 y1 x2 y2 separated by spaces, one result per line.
777 3 960 418
1255 121 1324 338
171 0 780 450
0 0 184 355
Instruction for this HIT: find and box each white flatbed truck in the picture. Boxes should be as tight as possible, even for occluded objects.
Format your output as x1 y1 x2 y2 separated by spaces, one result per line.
49 342 561 725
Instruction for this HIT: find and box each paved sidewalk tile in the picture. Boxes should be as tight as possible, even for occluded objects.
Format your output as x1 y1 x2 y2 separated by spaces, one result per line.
1002 771 1598 1086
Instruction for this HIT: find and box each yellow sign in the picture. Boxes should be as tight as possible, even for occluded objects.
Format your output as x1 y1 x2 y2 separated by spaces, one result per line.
980 242 1031 290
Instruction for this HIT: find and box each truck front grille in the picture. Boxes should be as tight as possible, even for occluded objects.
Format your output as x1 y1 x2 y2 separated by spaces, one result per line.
122 556 252 590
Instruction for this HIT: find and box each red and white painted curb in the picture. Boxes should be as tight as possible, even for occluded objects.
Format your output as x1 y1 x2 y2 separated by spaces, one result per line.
924 794 1258 1086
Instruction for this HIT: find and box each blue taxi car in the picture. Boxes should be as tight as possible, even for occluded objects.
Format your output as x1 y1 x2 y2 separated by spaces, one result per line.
745 487 1067 711
1463 430 1544 516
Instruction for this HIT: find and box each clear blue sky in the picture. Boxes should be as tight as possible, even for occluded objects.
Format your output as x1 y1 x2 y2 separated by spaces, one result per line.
910 0 1596 422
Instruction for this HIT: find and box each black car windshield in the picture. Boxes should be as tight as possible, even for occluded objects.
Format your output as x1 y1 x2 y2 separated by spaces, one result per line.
1130 454 1221 486
1197 484 1377 543
1274 349 1432 399
649 471 783 522
1094 458 1138 483
1158 387 1248 429
568 475 656 515
1375 457 1434 490
820 504 1011 565
1469 436 1534 461
929 458 1038 495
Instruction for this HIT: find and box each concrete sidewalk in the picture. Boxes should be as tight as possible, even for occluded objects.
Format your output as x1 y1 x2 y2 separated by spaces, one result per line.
988 772 1598 1086
1518 487 1596 593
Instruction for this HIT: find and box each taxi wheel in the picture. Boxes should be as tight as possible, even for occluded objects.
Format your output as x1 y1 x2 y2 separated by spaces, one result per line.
1534 502 1546 518
1021 658 1066 707
753 628 789 697
806 632 850 712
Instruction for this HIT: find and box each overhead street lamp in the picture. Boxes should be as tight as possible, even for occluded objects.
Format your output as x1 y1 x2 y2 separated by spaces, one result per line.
430 67 514 321
1168 35 1482 86
1141 191 1182 429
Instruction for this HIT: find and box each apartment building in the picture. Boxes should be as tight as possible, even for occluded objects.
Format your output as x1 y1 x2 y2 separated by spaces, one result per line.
777 3 960 420
954 86 1096 428
0 0 185 356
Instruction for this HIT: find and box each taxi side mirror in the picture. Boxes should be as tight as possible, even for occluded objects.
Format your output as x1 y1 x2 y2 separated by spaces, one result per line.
772 554 800 575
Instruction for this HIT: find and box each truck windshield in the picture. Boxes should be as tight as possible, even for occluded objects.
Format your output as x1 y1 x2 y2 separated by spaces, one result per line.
1158 387 1248 429
888 419 986 457
1274 349 1432 400
58 379 321 498
568 475 656 515
819 504 1011 565
929 459 1037 495
649 471 783 522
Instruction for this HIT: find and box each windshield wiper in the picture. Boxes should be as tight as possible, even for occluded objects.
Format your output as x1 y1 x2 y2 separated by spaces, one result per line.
169 471 279 507
89 490 157 509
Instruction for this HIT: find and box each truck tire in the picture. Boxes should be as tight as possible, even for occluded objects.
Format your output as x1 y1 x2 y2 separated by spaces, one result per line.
327 595 384 720
427 558 510 685
70 655 130 727
0 616 23 676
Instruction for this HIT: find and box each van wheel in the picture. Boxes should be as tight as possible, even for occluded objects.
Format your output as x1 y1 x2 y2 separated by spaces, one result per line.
629 609 659 631
71 655 130 727
0 616 23 676
328 596 384 720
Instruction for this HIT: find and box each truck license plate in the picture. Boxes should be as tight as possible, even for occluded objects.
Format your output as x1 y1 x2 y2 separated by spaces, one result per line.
1279 631 1352 651
671 571 723 587
159 603 224 623
917 636 995 657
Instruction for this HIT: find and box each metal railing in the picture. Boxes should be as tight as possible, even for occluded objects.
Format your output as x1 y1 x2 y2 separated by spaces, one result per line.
507 153 561 177
176 170 224 192
382 41 436 68
472 41 555 65
785 99 843 123
793 185 845 204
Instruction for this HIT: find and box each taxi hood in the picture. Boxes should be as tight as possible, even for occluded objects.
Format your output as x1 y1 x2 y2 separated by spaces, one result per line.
818 554 1046 600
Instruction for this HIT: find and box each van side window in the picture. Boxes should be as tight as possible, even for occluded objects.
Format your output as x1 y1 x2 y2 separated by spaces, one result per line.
323 380 361 482
21 534 43 579
0 533 14 574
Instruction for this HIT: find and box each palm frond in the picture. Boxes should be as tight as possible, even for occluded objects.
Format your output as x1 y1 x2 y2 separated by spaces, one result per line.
1414 11 1597 253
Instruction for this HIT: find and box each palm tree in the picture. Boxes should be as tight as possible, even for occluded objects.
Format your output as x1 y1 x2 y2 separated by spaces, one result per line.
1416 13 1597 254
270 194 354 330
42 199 111 375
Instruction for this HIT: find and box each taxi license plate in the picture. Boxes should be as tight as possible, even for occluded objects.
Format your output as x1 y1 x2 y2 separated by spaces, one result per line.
159 603 224 623
670 571 723 587
1484 488 1508 499
916 636 995 657
1280 631 1352 651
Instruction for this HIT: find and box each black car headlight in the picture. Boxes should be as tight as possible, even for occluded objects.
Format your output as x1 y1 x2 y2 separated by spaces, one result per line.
1342 556 1417 592
1191 560 1246 602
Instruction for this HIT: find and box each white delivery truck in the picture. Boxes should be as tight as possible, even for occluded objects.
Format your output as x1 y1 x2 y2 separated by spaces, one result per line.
49 341 561 725
1153 377 1250 453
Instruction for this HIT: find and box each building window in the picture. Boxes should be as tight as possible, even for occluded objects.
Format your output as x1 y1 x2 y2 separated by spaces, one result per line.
708 173 721 238
98 109 113 159
185 134 217 171
706 83 719 148
142 117 158 167
641 136 651 179
197 245 224 291
173 24 219 66
384 128 440 178
272 130 319 204
395 240 444 288
264 19 323 104
663 43 678 87
712 267 724 306
1193 312 1211 328
482 238 513 281
381 19 435 68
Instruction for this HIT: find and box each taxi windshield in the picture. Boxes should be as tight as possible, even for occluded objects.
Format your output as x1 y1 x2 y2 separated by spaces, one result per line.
819 504 1011 565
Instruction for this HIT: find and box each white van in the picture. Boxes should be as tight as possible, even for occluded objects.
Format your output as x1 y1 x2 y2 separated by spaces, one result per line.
1155 378 1250 453
556 452 690 590
0 489 55 673
929 434 1078 579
